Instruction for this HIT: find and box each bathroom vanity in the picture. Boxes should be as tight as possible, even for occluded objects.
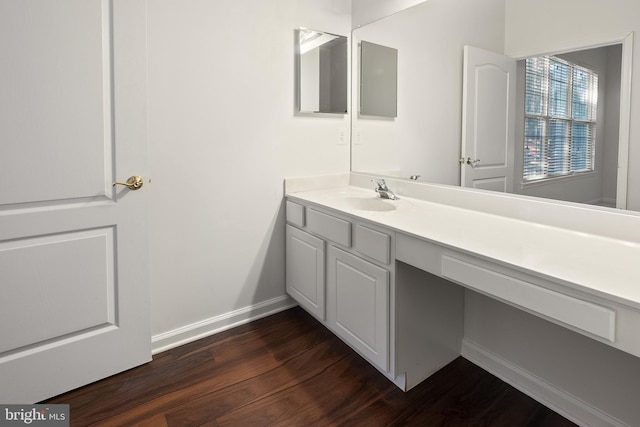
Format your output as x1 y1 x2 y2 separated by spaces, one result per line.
285 173 640 393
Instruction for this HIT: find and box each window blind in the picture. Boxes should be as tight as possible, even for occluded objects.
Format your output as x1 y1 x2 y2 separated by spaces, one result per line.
523 56 598 181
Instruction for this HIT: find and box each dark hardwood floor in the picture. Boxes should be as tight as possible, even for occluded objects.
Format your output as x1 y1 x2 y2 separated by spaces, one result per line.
45 307 576 426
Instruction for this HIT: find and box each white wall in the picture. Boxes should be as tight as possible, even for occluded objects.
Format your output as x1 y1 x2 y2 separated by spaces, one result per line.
350 0 505 184
465 293 640 426
351 0 426 28
147 0 351 343
505 0 640 211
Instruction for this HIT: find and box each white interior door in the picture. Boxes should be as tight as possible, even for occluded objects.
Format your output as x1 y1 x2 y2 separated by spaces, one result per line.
0 0 150 403
461 46 517 192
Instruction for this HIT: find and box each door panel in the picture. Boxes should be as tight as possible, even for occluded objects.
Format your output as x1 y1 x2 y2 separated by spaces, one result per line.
461 46 516 192
0 0 150 403
472 176 507 192
475 66 510 165
0 228 115 354
0 0 113 205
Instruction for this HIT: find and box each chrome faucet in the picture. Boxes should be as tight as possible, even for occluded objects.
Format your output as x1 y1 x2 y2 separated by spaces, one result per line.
372 179 398 200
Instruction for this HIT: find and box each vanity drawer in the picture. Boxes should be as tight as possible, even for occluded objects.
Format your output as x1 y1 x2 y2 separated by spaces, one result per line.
286 201 305 227
441 256 616 342
306 208 351 247
354 224 390 264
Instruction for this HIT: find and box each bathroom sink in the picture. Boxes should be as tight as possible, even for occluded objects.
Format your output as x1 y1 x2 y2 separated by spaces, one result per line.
339 196 397 212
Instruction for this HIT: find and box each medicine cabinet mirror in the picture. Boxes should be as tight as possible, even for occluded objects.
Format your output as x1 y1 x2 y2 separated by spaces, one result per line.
359 41 398 118
295 28 348 114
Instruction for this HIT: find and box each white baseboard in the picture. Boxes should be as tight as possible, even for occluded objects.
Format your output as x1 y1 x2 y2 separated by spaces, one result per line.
151 295 297 355
461 338 628 427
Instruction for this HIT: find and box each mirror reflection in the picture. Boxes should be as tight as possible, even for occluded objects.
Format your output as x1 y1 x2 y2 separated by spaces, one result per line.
360 41 398 117
296 28 348 114
351 0 633 210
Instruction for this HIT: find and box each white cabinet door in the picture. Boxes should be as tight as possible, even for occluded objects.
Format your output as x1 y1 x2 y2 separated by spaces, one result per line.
327 246 389 371
0 0 150 403
286 225 325 320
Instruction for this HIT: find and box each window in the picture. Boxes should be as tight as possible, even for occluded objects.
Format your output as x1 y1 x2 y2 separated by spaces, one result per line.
523 56 598 182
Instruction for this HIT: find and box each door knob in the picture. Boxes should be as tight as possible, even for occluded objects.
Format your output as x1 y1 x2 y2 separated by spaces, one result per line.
112 176 144 190
458 157 480 167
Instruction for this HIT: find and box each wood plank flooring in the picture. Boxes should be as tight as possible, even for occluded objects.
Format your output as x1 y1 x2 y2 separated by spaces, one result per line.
44 307 577 426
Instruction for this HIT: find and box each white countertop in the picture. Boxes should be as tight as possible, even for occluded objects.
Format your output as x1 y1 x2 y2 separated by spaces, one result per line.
286 184 640 309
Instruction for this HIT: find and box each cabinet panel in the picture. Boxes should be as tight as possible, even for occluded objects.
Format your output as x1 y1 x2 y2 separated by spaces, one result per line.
354 224 390 264
327 245 389 371
286 201 305 227
286 225 325 320
442 256 616 342
307 208 351 247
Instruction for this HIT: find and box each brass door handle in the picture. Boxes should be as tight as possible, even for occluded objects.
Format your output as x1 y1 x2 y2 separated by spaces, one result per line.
112 176 144 190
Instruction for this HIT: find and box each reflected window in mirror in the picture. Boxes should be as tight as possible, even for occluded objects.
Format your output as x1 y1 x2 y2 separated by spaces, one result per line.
295 28 348 114
524 56 598 182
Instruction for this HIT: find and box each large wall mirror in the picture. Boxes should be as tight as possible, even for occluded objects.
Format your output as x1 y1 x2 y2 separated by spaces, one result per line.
350 0 636 212
295 28 348 114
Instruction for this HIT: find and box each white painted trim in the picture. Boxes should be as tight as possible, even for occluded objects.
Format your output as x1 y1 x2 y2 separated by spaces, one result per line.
461 338 628 427
519 171 598 190
506 31 634 60
616 32 633 210
151 296 298 355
